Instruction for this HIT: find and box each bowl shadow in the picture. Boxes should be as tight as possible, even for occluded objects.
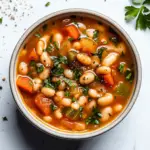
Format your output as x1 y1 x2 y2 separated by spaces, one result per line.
16 109 82 150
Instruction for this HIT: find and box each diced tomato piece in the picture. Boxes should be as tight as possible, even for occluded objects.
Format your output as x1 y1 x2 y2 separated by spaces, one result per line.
103 73 114 86
28 48 39 61
35 94 51 115
16 76 33 93
64 25 80 40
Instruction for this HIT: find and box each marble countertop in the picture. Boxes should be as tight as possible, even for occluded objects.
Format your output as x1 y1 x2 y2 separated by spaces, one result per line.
0 0 150 149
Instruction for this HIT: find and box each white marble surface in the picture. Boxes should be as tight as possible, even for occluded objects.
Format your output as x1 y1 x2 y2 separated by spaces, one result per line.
0 0 150 149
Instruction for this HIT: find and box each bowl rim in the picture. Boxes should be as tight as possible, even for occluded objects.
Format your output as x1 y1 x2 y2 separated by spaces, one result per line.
9 8 142 140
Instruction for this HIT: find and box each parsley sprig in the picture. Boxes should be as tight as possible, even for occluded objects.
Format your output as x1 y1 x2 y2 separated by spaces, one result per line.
125 0 150 30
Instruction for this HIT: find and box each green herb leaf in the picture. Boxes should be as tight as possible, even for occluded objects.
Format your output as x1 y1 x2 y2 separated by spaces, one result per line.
0 17 3 24
82 86 89 96
125 69 134 82
136 6 150 30
143 0 150 4
68 37 74 42
93 30 99 41
51 66 64 76
36 65 44 73
29 60 36 67
52 55 68 67
73 68 83 80
118 62 125 73
35 33 41 38
44 78 60 89
72 97 77 102
65 91 70 97
96 47 107 60
85 108 102 125
61 77 73 87
125 6 140 22
132 0 143 5
45 2 50 7
50 104 57 111
45 44 54 53
53 41 60 50
109 36 119 45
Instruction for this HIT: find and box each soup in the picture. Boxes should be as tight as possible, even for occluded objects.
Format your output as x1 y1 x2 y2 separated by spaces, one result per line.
16 16 134 132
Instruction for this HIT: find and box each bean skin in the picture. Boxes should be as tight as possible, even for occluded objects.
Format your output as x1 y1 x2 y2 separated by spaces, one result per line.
96 66 111 75
39 68 50 80
98 93 114 106
101 107 113 122
40 52 53 67
77 53 92 66
41 87 55 97
80 72 95 85
18 62 28 75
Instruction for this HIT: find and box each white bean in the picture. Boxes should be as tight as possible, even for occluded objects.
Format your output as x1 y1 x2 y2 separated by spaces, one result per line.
41 87 55 97
43 116 52 123
71 102 80 110
54 109 63 119
88 89 100 98
39 68 50 80
80 72 95 85
40 52 53 67
113 104 123 113
33 78 42 92
85 100 96 112
78 96 88 106
53 33 63 43
96 66 111 75
18 62 28 75
77 53 92 66
58 81 66 90
36 35 50 55
64 69 74 79
61 98 71 107
98 93 114 106
86 29 95 38
77 22 86 31
56 91 65 98
102 52 119 66
73 42 81 50
74 122 86 131
101 106 113 122
91 56 100 69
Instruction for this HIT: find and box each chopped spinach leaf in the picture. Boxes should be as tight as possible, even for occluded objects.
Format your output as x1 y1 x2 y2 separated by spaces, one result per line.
45 44 54 53
50 104 57 111
44 78 60 89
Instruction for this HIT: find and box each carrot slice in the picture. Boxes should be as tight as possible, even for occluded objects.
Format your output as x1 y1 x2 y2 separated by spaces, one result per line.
28 48 39 61
103 73 114 86
35 94 51 115
16 76 33 93
64 25 80 40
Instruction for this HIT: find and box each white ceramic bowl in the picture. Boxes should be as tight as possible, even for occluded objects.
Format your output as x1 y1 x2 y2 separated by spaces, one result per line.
9 9 142 140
